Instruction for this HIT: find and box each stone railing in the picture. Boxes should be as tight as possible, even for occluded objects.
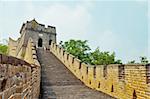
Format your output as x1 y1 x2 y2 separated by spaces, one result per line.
0 54 33 99
50 42 150 99
2 37 41 99
24 38 41 99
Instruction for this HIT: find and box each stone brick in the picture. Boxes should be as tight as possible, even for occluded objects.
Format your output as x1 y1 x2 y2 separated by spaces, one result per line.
16 86 23 93
1 54 8 64
13 94 22 99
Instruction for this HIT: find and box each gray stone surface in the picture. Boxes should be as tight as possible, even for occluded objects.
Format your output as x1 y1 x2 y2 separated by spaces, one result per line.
37 49 115 99
20 19 56 49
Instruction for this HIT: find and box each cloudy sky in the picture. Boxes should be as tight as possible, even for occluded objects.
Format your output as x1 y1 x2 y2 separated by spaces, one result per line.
0 0 149 63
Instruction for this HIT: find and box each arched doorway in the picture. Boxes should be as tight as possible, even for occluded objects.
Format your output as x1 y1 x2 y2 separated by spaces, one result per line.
49 40 52 45
38 38 43 47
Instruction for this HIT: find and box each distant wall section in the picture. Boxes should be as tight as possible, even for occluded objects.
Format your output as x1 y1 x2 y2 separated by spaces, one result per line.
50 42 150 99
5 38 41 99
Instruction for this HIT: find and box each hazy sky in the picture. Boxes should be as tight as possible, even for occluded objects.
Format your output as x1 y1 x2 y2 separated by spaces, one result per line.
0 0 149 63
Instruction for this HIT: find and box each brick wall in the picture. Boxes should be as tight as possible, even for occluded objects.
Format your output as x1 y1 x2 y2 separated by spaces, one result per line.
4 38 41 99
23 38 41 99
0 54 32 99
50 42 150 99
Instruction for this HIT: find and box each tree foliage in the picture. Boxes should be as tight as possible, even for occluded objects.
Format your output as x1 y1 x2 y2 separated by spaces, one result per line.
128 60 136 64
62 40 90 63
0 44 8 55
89 48 121 65
140 56 148 64
61 39 122 65
127 56 149 64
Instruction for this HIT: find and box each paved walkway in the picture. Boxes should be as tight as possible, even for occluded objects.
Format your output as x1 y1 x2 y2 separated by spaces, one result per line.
37 49 115 99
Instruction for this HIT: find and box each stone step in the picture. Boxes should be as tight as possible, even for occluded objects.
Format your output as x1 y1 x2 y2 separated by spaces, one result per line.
37 49 114 99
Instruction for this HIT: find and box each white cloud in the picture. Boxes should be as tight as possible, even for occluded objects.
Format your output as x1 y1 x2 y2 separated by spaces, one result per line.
23 2 93 43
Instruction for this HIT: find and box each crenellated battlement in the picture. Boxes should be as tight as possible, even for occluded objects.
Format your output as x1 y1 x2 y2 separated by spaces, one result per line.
20 19 56 34
2 38 41 99
50 41 150 99
0 53 38 99
17 19 57 49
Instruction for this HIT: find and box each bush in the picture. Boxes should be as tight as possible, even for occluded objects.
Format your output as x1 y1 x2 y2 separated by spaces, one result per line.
61 39 122 65
0 44 8 55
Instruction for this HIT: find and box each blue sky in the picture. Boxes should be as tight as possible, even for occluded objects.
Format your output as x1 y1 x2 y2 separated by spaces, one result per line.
0 0 149 63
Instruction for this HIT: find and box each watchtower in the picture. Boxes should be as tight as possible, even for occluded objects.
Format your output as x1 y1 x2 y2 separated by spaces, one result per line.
19 19 57 49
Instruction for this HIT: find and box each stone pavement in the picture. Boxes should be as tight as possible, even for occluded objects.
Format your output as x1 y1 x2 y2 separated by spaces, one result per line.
37 49 115 99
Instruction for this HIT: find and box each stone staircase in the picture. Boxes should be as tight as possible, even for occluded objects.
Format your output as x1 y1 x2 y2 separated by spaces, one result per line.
37 49 114 99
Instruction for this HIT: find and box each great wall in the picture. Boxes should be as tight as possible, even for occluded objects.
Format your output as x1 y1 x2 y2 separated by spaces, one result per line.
0 19 149 99
0 38 40 99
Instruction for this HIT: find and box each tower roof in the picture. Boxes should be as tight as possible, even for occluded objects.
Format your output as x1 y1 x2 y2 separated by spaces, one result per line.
19 19 56 34
27 18 38 24
20 19 38 34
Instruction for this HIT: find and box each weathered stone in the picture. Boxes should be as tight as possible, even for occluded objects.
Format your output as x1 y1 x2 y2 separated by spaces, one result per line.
0 78 5 92
0 93 2 99
1 55 8 64
13 94 22 99
0 78 7 91
16 86 23 93
0 64 7 78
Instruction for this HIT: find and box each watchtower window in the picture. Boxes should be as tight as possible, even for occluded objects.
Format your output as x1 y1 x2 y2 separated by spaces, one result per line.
49 40 52 45
38 38 43 47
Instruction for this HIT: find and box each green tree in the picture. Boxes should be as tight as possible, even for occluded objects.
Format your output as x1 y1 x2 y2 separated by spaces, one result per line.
128 60 136 64
89 48 121 65
140 56 148 64
0 44 8 55
62 39 122 65
114 59 122 64
62 39 91 63
59 41 63 48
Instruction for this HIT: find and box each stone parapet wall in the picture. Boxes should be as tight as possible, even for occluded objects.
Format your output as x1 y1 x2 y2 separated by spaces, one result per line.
5 38 41 99
24 38 41 99
8 38 18 57
8 32 26 59
50 42 150 99
0 54 32 99
24 20 56 34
